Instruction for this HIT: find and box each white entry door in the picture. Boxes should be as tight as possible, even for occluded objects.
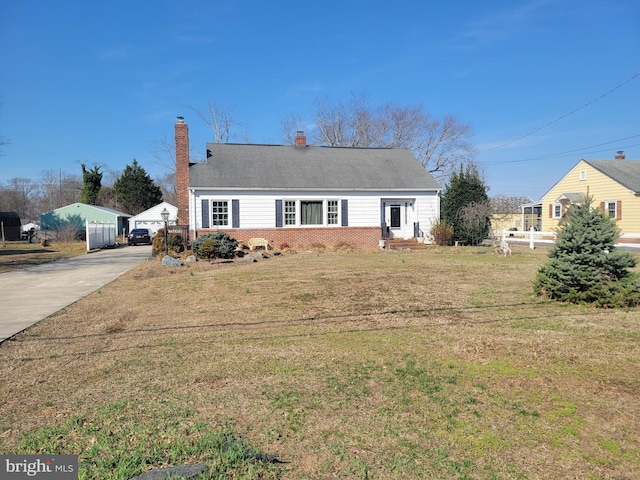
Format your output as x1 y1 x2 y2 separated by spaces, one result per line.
382 201 414 239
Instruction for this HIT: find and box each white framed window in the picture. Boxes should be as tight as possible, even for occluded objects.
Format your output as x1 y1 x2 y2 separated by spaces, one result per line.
284 201 296 225
278 199 344 227
327 200 339 225
579 170 586 181
606 200 617 219
553 203 562 219
211 201 228 226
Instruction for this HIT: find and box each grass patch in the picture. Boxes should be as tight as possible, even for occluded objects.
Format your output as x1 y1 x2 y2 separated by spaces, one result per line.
1 246 639 478
0 240 87 272
16 398 282 479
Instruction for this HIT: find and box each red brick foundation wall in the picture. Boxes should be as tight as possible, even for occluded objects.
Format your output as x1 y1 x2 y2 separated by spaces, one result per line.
195 227 382 251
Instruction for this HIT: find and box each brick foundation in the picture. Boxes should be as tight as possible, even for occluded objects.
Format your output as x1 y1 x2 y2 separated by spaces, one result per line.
195 227 382 251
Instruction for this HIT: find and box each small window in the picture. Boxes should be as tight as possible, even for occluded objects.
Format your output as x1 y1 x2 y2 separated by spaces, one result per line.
285 201 296 225
553 203 562 219
579 170 586 181
211 201 228 226
607 201 617 219
327 200 338 225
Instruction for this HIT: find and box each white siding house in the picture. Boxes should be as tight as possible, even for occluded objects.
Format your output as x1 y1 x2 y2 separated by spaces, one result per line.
175 120 441 249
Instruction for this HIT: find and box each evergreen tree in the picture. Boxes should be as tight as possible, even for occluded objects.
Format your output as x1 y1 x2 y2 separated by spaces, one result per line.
112 159 163 215
80 164 102 205
440 165 489 245
534 195 640 307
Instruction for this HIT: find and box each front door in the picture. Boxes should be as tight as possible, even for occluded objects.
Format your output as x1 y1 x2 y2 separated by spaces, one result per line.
382 200 415 239
390 206 401 229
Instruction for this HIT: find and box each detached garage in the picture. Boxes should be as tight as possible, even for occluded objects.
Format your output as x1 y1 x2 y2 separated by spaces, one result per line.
40 203 131 239
127 202 178 237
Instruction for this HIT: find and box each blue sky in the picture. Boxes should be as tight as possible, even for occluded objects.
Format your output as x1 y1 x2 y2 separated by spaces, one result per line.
1 0 638 200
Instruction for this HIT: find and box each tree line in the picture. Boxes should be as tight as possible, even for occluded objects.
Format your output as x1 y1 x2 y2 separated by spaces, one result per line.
0 160 167 222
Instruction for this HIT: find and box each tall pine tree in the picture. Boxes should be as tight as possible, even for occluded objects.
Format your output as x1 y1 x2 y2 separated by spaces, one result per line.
112 159 163 215
440 165 489 245
534 195 640 307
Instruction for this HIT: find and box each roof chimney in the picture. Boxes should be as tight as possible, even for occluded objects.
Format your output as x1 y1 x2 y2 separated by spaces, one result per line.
295 130 306 148
175 116 189 228
615 150 625 160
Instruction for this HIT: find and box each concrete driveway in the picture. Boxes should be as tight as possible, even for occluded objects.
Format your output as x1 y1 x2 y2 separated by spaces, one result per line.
0 245 152 343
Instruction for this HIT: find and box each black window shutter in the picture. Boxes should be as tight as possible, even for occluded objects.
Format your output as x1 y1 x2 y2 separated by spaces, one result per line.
201 199 210 229
232 199 240 228
341 199 348 226
275 200 283 228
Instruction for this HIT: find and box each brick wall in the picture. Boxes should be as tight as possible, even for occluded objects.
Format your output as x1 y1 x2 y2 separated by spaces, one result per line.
195 226 382 250
175 117 190 228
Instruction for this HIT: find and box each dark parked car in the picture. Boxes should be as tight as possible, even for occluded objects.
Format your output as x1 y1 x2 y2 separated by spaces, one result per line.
128 228 152 246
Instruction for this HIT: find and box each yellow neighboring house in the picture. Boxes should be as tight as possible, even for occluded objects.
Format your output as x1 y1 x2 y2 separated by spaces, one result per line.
489 196 534 234
540 152 640 244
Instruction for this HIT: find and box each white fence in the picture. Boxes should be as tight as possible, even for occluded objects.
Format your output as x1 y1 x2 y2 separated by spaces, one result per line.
86 221 117 251
501 228 556 249
500 228 640 249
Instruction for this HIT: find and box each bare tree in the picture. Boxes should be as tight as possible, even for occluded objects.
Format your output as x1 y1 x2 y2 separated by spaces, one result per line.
311 94 373 147
457 200 493 246
189 101 237 144
150 134 177 172
0 133 9 155
289 94 477 183
0 178 39 221
150 134 196 203
155 171 177 205
280 113 307 145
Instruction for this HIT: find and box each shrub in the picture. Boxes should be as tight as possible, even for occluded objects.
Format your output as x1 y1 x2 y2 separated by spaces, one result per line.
279 242 290 250
192 232 239 260
430 219 454 246
333 241 355 253
152 229 185 256
309 242 326 253
197 238 217 260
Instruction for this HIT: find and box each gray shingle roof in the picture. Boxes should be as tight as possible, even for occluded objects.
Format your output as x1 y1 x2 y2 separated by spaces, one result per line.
189 144 441 191
583 159 640 193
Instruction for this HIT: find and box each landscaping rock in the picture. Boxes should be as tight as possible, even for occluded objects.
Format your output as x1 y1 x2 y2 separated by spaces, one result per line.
246 256 257 262
161 255 184 267
185 255 197 263
130 463 207 480
256 251 269 258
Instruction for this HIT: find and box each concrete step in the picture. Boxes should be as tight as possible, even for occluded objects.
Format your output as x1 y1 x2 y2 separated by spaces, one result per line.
385 238 426 250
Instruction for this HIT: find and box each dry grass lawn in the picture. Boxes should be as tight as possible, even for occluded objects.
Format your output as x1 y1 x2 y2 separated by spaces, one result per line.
0 241 87 273
0 245 639 479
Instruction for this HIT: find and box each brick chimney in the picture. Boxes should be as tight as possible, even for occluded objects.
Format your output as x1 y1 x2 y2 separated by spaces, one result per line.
295 130 306 148
175 116 189 228
615 150 625 160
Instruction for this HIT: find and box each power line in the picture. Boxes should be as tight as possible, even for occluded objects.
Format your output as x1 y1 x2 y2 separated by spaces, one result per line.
483 72 640 152
483 134 640 165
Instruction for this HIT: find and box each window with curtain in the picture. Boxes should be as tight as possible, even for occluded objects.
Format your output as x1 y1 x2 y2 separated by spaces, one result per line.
301 201 323 225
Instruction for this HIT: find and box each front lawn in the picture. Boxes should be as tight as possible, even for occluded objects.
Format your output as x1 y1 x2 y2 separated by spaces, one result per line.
1 246 638 479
